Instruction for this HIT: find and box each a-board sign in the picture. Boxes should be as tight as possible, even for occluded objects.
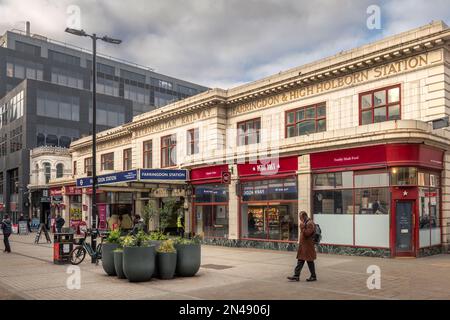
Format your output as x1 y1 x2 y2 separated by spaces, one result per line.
34 223 51 244
18 221 29 235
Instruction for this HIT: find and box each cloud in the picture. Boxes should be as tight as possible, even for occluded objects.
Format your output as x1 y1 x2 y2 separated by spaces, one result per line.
0 0 449 88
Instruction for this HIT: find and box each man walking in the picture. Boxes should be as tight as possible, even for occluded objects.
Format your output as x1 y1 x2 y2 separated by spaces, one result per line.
1 214 12 253
287 211 317 282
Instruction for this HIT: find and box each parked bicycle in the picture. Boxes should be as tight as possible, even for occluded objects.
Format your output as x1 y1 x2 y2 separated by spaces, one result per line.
69 229 108 265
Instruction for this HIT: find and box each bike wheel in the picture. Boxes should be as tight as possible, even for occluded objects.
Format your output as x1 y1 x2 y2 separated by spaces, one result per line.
96 243 103 260
70 246 86 265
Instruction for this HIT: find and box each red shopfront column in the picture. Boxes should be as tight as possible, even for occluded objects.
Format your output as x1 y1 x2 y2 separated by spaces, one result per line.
190 164 230 238
310 143 444 257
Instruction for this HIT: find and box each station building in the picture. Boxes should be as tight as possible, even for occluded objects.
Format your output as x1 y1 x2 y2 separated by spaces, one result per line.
31 21 450 257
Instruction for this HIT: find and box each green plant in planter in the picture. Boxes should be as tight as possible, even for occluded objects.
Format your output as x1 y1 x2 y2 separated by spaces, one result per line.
122 231 156 282
156 240 177 279
149 231 169 241
173 235 201 277
157 239 176 253
105 229 122 244
102 229 122 276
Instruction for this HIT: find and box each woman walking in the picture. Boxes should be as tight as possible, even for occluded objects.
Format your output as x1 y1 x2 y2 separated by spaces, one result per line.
287 211 317 282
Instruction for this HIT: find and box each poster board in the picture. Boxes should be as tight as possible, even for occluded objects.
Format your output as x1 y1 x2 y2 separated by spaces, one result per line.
18 221 29 235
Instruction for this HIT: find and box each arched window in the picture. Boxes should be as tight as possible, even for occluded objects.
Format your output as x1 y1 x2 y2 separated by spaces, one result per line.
56 163 64 178
43 162 51 184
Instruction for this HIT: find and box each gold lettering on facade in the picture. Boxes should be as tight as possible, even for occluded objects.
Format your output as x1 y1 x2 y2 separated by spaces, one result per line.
228 53 431 117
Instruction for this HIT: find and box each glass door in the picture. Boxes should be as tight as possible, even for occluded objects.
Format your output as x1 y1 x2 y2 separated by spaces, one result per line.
195 204 229 238
395 201 415 256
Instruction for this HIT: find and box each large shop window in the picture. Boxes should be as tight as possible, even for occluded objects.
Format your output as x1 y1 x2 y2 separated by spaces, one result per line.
161 134 177 168
360 85 401 125
313 171 390 247
286 103 326 138
240 178 298 241
237 118 261 146
194 185 229 238
418 172 441 248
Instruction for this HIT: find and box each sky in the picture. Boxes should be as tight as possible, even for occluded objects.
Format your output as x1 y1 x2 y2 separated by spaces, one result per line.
0 0 449 89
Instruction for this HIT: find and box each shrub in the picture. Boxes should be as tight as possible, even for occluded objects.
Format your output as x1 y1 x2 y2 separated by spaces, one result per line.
105 229 121 244
174 235 201 245
157 239 176 253
149 231 169 241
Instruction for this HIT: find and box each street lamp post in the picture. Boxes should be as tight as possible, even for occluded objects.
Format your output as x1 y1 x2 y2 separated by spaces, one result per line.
65 28 121 263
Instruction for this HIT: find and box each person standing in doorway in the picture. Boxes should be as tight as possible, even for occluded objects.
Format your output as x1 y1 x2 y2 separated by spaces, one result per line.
1 214 12 253
287 211 317 282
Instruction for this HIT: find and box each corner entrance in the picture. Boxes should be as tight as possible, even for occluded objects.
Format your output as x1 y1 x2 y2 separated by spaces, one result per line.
394 200 415 257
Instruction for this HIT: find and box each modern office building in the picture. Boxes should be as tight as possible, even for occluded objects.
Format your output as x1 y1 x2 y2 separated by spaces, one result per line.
0 24 208 223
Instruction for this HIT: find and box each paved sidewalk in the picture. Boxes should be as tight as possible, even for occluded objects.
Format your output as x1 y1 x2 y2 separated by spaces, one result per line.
0 234 449 300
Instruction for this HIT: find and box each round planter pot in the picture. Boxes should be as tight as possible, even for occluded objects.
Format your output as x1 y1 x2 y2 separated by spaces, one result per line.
157 252 177 280
123 246 156 282
114 250 126 279
101 243 119 276
175 244 201 277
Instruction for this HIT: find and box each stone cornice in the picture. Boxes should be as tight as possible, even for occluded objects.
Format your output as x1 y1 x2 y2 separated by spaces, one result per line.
226 28 450 104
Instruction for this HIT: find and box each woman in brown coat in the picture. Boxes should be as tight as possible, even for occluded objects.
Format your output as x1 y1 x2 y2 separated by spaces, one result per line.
287 211 317 282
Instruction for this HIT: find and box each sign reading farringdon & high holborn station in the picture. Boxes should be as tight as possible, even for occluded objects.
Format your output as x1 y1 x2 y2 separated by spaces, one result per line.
228 52 439 116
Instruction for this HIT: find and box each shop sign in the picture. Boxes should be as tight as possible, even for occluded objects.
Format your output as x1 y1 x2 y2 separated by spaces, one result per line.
140 169 188 181
64 186 82 195
76 170 139 187
195 187 227 196
190 165 229 181
310 144 444 170
40 197 51 203
52 195 63 204
237 156 298 177
50 188 63 196
243 185 297 196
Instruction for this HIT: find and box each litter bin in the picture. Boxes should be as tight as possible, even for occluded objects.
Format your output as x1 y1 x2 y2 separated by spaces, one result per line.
53 232 74 265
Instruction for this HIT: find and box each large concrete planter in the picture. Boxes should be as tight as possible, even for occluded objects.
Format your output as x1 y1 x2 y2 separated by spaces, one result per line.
101 243 119 276
175 244 201 277
157 252 177 279
114 250 126 279
150 241 162 277
123 246 156 282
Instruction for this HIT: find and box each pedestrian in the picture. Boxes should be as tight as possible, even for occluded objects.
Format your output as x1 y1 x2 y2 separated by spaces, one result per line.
177 213 185 238
287 211 317 282
1 214 12 253
131 214 144 235
55 214 65 233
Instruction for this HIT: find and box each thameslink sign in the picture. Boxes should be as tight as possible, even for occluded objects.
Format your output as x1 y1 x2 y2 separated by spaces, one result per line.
76 169 188 187
228 52 437 116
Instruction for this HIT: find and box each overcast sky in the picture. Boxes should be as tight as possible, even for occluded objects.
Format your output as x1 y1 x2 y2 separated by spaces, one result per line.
0 0 449 88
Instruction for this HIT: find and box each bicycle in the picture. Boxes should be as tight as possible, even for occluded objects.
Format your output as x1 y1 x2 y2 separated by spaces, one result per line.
69 229 107 265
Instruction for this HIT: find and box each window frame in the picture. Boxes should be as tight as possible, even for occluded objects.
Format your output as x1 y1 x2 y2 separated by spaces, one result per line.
359 84 401 125
161 134 177 168
123 148 132 171
187 128 199 155
237 118 261 146
84 157 93 176
101 152 115 171
285 102 326 138
143 140 153 168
